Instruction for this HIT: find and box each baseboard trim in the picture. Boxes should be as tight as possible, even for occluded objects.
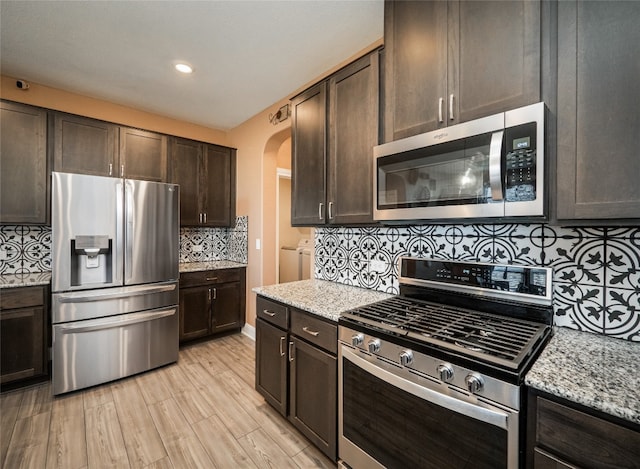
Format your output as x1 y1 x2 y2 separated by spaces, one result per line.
242 323 256 341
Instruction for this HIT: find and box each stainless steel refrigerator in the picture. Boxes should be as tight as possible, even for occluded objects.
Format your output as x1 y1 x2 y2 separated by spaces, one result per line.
51 171 179 395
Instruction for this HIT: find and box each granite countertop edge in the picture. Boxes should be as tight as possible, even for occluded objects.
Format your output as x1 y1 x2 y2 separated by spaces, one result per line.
253 279 393 322
525 327 640 425
0 272 52 289
179 260 247 273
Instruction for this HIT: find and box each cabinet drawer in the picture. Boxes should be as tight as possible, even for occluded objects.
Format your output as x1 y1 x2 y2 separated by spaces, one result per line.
256 296 288 329
290 309 337 355
180 268 241 287
536 397 640 469
0 287 45 310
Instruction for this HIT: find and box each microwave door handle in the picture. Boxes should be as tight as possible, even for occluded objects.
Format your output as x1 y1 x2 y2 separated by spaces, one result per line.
489 130 505 201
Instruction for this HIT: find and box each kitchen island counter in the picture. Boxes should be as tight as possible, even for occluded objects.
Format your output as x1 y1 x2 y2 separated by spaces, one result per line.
526 327 640 425
0 272 51 289
253 279 392 322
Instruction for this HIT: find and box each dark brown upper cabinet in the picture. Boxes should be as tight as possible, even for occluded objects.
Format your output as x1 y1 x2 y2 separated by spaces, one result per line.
169 137 236 227
0 100 49 225
52 112 119 177
555 0 640 223
53 112 168 181
291 50 380 226
383 0 541 142
119 127 167 182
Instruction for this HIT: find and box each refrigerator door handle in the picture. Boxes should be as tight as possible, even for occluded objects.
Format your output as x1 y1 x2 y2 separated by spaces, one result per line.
57 308 177 334
56 283 177 303
115 181 124 285
125 180 134 282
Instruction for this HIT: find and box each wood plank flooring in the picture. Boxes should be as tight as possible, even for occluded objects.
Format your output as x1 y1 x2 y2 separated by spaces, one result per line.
0 334 336 469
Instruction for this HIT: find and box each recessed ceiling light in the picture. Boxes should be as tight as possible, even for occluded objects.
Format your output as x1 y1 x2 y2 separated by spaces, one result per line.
175 63 193 74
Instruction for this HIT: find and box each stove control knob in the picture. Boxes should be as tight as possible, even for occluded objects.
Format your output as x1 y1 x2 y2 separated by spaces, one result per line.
465 374 484 394
437 364 454 382
351 334 364 347
367 339 381 353
399 350 413 366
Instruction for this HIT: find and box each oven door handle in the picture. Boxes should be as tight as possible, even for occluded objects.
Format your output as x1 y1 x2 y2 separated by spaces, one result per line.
342 347 509 431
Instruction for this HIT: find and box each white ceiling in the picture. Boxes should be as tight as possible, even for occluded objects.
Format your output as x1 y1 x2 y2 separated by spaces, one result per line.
0 0 383 131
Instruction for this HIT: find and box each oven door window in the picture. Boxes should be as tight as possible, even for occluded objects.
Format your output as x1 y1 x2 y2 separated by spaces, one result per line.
342 355 509 469
377 133 497 209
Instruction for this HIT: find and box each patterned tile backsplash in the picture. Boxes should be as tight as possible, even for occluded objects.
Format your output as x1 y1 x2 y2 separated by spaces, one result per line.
0 226 51 274
315 224 640 342
0 215 248 274
180 215 248 264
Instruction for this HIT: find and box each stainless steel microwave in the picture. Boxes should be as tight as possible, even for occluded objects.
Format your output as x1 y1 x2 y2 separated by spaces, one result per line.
373 102 546 222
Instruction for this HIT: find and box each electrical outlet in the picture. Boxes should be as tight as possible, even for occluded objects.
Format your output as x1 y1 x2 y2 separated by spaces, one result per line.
370 259 386 273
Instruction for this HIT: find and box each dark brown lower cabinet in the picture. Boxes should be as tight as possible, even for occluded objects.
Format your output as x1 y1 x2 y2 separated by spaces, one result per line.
0 286 48 386
255 296 338 461
179 267 246 343
528 390 640 469
289 335 337 459
255 317 288 415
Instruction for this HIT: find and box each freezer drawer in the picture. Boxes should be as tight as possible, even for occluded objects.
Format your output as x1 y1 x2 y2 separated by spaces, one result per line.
52 306 178 395
52 281 178 323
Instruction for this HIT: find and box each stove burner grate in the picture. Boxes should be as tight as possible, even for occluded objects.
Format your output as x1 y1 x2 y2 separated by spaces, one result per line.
342 296 549 370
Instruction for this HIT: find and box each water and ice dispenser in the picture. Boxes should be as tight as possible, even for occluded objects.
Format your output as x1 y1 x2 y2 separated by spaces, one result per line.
70 235 113 286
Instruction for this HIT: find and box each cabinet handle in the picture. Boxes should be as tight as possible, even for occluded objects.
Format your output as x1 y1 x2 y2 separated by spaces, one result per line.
262 309 276 317
302 326 320 337
199 213 203 224
208 288 212 301
318 202 324 220
279 336 286 357
108 163 113 176
449 94 455 121
328 201 334 220
438 97 444 123
121 164 125 177
203 213 207 224
206 277 218 281
212 287 216 300
288 341 294 362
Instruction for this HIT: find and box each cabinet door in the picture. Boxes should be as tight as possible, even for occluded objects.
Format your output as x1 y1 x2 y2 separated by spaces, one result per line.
179 285 211 342
202 145 236 227
120 127 167 182
53 112 118 177
0 101 49 224
383 0 448 141
556 1 640 221
0 306 45 384
291 82 327 226
169 137 201 226
327 51 379 224
211 281 241 333
289 336 337 461
451 0 541 124
255 318 287 416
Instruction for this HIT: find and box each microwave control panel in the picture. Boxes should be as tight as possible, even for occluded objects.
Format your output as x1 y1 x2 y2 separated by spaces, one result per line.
505 122 537 202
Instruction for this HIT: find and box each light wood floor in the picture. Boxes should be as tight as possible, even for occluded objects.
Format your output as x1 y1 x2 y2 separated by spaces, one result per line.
0 334 336 469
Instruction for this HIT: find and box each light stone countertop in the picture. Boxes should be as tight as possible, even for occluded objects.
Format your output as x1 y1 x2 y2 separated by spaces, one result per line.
179 261 247 273
253 279 393 322
0 272 51 289
525 327 640 425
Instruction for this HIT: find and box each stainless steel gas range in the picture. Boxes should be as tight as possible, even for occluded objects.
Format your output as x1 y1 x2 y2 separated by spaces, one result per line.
338 257 554 469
